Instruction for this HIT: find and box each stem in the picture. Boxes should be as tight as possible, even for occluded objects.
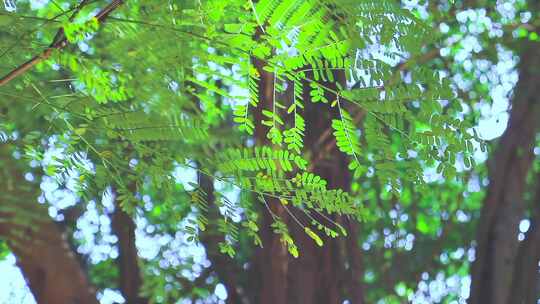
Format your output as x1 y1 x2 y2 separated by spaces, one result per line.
0 0 124 86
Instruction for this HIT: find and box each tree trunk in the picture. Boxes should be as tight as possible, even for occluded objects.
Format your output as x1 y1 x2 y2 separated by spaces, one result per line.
251 61 365 303
111 198 147 304
0 147 98 304
287 71 364 304
469 42 540 304
252 57 290 304
508 217 540 304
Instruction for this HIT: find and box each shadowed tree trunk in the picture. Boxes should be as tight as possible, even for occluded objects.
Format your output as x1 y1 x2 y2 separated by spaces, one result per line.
287 71 364 304
0 146 99 304
111 194 147 304
251 59 365 303
508 173 540 304
3 214 99 304
109 145 148 304
469 41 540 304
252 57 291 304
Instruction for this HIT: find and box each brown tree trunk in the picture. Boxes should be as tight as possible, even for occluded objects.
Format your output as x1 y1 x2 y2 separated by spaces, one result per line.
3 217 99 304
507 173 540 304
344 219 365 303
251 62 365 303
469 42 540 304
287 71 364 304
111 198 147 304
252 57 290 304
0 147 99 304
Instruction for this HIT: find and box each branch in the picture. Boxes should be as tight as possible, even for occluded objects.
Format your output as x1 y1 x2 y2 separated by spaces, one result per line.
0 0 124 87
49 0 94 48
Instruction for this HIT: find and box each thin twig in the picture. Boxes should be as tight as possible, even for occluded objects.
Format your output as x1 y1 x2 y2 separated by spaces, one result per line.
0 0 124 87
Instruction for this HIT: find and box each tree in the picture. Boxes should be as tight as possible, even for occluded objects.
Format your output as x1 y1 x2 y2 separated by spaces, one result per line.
0 1 539 304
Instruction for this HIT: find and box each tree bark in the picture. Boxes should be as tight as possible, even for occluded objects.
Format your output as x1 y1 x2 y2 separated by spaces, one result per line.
469 41 540 304
508 219 540 304
250 60 365 303
507 173 540 304
252 56 290 304
0 147 99 304
287 71 364 304
5 215 99 304
111 198 147 304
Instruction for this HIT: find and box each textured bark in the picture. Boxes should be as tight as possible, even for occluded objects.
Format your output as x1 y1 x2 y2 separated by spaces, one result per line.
507 174 540 304
255 198 289 304
252 56 290 304
344 219 365 303
508 220 540 304
250 62 365 303
287 71 364 304
5 217 99 304
469 42 540 304
0 147 98 304
111 200 147 304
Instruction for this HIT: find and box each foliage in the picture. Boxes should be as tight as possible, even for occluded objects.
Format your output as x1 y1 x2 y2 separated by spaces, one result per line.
1 0 533 303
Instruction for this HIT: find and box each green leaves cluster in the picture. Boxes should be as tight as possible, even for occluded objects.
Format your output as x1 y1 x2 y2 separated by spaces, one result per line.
0 0 485 271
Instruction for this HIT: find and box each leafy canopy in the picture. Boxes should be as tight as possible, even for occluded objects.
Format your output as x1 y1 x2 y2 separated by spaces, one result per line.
0 0 484 272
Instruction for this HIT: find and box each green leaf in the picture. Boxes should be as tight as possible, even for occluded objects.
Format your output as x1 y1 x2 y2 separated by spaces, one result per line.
305 227 323 247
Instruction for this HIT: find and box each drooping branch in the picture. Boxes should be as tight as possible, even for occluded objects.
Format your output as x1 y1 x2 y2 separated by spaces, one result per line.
0 0 124 87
